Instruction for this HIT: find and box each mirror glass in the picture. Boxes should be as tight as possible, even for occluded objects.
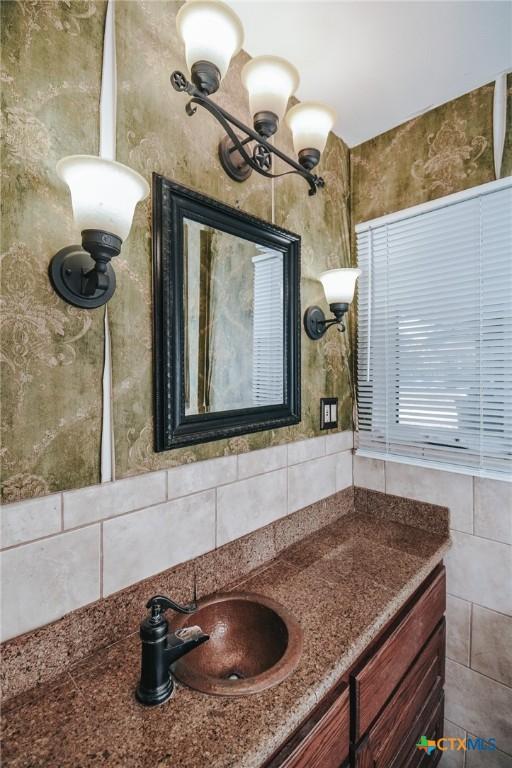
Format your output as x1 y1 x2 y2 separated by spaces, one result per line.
183 218 284 415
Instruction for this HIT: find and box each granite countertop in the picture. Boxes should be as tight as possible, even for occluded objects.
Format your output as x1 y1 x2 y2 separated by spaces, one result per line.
2 511 450 768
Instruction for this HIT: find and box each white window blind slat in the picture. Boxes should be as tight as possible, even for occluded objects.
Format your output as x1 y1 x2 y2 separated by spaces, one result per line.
356 179 512 476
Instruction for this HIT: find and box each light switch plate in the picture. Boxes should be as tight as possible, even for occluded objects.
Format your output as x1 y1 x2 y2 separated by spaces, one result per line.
320 397 338 430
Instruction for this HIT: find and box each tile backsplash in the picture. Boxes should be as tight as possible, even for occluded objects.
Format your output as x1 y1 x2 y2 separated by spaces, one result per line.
0 432 353 642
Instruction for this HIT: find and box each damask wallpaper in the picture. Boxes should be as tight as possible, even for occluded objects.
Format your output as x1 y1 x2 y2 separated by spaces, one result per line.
351 76 512 226
1 1 353 500
1 0 107 502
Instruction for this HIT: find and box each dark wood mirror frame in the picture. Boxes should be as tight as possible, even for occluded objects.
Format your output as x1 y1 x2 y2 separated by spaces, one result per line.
152 174 301 452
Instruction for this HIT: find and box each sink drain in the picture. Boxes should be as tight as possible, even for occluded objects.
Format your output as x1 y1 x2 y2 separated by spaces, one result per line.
224 671 244 680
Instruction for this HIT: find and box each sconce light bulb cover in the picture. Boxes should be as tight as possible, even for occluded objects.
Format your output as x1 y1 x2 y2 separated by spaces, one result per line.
285 101 336 157
319 268 361 305
56 155 149 242
176 0 244 81
242 55 299 125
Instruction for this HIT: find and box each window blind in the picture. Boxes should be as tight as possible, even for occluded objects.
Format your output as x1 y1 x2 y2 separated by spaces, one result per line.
356 178 512 476
252 249 284 406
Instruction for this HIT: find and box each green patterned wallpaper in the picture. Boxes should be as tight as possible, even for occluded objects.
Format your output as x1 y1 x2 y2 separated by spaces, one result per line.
1 0 106 502
1 1 353 500
351 77 512 225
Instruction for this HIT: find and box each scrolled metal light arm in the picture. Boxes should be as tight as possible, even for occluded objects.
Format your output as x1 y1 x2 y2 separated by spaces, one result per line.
170 70 325 196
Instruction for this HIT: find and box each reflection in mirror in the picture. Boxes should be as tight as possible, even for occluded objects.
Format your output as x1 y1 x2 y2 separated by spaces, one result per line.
183 218 284 415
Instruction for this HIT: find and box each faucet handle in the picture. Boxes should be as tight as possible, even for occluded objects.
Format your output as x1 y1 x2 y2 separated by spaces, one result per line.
146 595 197 621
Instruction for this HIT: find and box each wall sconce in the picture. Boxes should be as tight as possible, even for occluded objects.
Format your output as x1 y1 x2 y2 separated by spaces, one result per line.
49 155 149 309
171 0 336 195
304 268 361 339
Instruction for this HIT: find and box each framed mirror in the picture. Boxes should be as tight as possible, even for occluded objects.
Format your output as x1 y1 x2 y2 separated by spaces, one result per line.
152 175 301 451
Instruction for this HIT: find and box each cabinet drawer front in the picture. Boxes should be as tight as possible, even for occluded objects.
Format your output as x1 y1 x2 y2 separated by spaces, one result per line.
352 566 446 739
401 691 444 768
267 684 349 768
355 621 445 768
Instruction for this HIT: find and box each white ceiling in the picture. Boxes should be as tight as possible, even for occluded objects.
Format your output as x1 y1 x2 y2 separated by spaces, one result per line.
228 1 512 147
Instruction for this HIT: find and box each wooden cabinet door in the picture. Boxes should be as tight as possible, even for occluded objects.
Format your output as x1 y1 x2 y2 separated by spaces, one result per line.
353 621 445 768
351 567 446 740
266 683 349 768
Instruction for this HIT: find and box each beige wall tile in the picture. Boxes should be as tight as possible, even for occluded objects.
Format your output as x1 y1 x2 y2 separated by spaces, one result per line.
474 478 512 545
335 451 353 491
287 436 326 465
446 594 471 666
353 455 385 491
1 494 61 549
471 605 512 687
325 431 353 454
237 445 287 479
167 456 236 499
102 491 215 595
466 744 512 767
442 720 467 768
385 463 473 533
446 659 512 754
446 531 512 615
63 472 166 529
288 454 337 513
216 469 287 546
0 526 100 642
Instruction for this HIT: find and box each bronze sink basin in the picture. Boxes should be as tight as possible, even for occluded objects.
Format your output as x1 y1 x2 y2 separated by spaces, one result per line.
170 592 303 696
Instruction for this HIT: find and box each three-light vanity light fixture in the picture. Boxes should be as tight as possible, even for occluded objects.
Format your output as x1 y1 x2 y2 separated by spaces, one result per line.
171 0 336 195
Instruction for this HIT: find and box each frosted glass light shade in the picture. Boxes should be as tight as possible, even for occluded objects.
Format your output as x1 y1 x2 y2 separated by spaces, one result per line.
241 56 299 122
57 155 149 242
285 101 336 154
319 268 361 305
176 0 243 79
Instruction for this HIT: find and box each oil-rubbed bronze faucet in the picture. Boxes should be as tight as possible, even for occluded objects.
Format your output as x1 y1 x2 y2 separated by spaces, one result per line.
136 594 209 706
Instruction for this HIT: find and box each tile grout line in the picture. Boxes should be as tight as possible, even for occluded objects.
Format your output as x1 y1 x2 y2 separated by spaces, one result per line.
468 600 474 669
447 656 512 689
447 592 512 620
214 487 218 550
99 522 104 599
1 522 103 554
2 435 352 520
0 457 356 554
472 475 476 535
285 444 289 515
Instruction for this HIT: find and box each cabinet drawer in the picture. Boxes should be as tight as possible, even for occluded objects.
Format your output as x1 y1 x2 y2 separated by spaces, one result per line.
266 683 349 768
353 620 445 768
351 566 446 739
402 691 444 768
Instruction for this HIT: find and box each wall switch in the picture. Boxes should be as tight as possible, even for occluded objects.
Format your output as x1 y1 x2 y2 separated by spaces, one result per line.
320 397 338 430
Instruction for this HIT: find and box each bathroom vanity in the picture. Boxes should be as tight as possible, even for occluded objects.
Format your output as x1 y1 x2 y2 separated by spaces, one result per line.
1 494 449 768
265 565 445 768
